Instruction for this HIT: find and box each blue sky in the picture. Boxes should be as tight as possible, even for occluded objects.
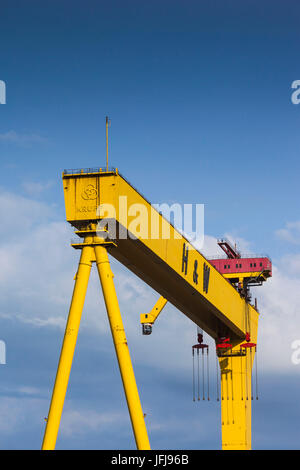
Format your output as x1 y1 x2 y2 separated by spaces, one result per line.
0 0 300 449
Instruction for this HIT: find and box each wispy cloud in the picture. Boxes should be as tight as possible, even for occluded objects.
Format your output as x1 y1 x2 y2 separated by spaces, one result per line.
22 180 53 196
223 232 252 254
0 130 47 147
0 189 299 378
60 409 126 437
275 221 300 245
0 189 299 449
0 397 46 434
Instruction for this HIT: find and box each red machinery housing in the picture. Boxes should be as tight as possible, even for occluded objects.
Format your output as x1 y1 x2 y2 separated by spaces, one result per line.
210 256 272 278
207 239 272 302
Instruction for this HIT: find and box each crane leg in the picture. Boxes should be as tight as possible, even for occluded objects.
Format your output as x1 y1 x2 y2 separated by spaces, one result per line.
94 243 151 450
42 240 94 450
218 344 255 450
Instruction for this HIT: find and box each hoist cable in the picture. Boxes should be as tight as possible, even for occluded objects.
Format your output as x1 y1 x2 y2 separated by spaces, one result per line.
207 348 210 401
216 354 220 401
255 346 259 400
197 349 200 401
202 349 205 400
192 348 195 402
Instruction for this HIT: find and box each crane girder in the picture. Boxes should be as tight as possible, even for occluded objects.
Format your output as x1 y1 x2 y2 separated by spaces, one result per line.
63 169 258 344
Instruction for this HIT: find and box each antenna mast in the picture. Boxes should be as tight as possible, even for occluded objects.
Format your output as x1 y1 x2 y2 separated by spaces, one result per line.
106 116 111 171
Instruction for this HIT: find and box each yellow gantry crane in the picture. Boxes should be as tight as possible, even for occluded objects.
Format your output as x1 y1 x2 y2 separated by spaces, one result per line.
42 167 264 451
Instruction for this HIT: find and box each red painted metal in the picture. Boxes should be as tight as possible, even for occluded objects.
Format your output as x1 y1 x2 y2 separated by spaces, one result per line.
208 256 272 277
240 342 256 349
240 332 256 349
193 332 208 350
217 239 241 259
216 337 232 350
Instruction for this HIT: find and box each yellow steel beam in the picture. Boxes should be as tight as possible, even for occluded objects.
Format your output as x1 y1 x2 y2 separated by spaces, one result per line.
42 236 150 450
218 350 252 450
218 332 257 449
223 271 268 280
63 170 259 341
42 239 94 450
140 296 167 326
94 242 150 450
61 169 261 450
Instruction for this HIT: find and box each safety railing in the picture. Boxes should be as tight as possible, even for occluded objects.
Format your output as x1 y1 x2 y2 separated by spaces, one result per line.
207 253 271 261
63 167 117 175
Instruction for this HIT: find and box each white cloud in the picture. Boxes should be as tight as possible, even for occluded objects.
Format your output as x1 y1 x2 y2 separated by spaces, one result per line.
275 221 300 245
60 408 126 437
198 234 224 257
223 232 252 255
17 386 41 396
0 397 45 434
22 181 53 196
0 130 47 146
0 189 299 379
254 264 300 374
0 189 299 452
0 190 54 237
202 232 300 374
0 191 76 328
0 393 127 446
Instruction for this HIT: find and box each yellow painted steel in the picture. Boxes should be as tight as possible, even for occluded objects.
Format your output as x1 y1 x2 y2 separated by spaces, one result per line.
218 313 258 450
63 170 259 340
94 243 150 450
42 235 150 450
106 116 109 171
223 272 268 281
219 348 253 449
140 296 167 325
61 169 262 450
42 239 94 450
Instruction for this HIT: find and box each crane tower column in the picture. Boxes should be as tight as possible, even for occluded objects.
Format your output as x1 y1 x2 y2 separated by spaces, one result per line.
218 335 257 450
42 239 94 450
94 242 151 450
